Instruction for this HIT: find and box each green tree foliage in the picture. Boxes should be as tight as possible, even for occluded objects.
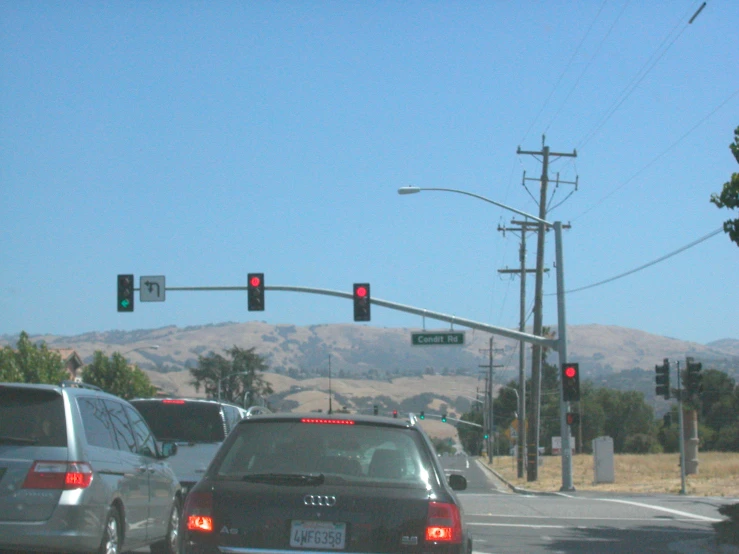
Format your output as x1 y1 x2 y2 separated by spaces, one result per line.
431 437 455 455
190 346 274 405
81 351 157 400
0 331 69 384
696 369 739 451
710 125 739 246
457 406 484 456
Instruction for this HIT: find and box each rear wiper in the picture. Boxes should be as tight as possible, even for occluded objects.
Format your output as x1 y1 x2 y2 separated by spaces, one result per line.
242 473 325 486
0 436 38 445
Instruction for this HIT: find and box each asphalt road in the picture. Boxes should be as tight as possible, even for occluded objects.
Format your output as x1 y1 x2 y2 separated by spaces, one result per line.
441 453 738 554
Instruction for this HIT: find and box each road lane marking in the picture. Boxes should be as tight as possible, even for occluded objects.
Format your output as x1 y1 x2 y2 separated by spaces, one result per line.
466 513 714 524
591 498 722 522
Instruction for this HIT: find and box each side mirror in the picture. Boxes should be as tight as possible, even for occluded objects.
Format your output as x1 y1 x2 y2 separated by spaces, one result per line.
448 473 467 491
160 441 178 458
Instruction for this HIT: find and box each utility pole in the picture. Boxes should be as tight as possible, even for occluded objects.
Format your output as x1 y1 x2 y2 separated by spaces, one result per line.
497 220 542 478
517 137 576 481
480 337 504 464
328 354 333 415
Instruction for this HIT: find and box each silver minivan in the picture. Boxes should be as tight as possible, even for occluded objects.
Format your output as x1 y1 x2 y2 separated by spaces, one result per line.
130 397 260 496
0 381 182 554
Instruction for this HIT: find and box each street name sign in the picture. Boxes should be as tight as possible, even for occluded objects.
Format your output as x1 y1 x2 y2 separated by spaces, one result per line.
140 276 165 302
411 332 465 346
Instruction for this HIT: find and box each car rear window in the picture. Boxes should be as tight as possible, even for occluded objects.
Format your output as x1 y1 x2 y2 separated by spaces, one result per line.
131 400 226 443
216 420 433 486
0 387 67 447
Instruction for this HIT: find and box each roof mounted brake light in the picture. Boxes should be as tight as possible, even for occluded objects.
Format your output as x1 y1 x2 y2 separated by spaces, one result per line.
162 399 186 404
300 418 355 425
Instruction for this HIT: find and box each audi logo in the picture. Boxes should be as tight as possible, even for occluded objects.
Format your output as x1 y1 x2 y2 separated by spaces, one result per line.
304 495 337 507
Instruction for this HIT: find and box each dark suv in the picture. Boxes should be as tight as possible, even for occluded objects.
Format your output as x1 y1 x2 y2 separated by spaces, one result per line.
0 381 182 554
130 397 250 495
181 412 472 554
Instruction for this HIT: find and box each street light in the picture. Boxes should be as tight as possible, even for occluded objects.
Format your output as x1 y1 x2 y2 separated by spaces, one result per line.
398 185 574 491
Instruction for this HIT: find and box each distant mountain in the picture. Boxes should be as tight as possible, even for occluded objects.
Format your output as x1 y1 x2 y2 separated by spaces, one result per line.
2 322 737 383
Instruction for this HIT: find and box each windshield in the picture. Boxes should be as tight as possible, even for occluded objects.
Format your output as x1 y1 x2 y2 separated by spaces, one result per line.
0 387 67 447
132 401 226 443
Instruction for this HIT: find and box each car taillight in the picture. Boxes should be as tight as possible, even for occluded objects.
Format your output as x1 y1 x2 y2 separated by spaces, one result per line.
425 501 462 544
184 491 214 533
22 461 93 490
162 399 186 404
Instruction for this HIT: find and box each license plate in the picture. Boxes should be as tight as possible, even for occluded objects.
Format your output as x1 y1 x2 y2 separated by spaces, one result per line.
290 520 346 550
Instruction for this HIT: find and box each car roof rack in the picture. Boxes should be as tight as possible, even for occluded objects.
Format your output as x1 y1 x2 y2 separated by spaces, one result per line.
61 380 103 391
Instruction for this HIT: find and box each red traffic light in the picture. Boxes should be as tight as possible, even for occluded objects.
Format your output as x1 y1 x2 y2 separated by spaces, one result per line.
355 285 368 298
392 410 398 418
249 275 262 288
561 362 580 402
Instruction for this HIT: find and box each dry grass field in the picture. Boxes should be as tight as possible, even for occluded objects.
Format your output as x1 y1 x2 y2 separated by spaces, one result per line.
483 452 739 497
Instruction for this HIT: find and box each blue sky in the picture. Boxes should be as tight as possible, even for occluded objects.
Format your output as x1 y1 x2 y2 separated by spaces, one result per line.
1 2 737 345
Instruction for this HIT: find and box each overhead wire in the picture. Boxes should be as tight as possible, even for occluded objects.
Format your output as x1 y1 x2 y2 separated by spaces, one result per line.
575 0 702 152
573 88 739 221
547 227 723 296
544 0 631 135
518 0 610 147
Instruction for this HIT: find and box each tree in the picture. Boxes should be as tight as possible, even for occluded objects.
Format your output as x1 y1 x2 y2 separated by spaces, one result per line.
190 346 274 406
458 406 484 456
710 125 739 247
82 351 157 399
0 331 68 384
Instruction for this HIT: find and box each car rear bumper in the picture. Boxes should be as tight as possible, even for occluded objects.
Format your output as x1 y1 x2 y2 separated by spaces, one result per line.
0 504 105 553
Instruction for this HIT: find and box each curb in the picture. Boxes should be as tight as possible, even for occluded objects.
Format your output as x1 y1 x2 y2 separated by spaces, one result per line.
478 460 561 496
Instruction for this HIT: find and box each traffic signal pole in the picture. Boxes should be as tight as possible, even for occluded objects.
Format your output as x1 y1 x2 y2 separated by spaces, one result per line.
678 362 688 492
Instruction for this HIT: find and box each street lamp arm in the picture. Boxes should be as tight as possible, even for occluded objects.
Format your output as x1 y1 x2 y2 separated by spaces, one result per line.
397 187 551 227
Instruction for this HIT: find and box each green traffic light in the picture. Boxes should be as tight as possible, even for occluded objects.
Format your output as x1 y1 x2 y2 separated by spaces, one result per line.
419 411 425 420
441 414 447 423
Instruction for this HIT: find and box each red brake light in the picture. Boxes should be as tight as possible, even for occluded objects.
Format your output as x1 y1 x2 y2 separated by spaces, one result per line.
300 418 355 425
184 491 214 533
23 461 93 490
162 399 186 404
425 501 462 544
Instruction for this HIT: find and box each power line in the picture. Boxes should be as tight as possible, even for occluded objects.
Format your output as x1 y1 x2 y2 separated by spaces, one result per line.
518 0 609 146
575 1 702 152
545 0 630 135
550 227 722 295
573 88 739 221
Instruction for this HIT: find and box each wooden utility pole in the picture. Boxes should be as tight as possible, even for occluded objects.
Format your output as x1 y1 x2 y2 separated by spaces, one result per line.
517 137 576 481
497 220 542 478
479 337 504 464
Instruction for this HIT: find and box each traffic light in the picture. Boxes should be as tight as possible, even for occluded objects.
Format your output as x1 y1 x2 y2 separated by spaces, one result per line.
561 362 580 402
419 411 425 420
373 405 378 416
441 413 447 423
686 358 703 397
248 273 264 311
392 410 398 418
655 358 670 400
483 432 489 440
117 274 134 312
566 412 580 426
353 283 370 322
